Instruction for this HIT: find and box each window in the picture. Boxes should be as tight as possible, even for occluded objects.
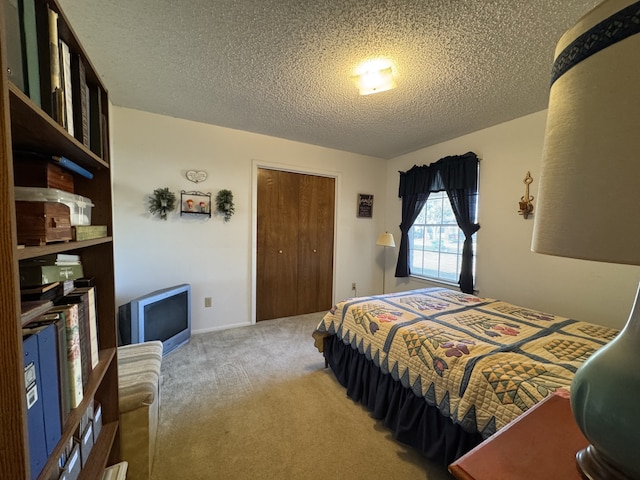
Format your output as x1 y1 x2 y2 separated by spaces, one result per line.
409 191 476 283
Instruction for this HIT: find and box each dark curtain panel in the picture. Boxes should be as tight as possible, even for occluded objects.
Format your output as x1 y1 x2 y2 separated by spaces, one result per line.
436 154 480 293
395 152 480 293
394 166 432 277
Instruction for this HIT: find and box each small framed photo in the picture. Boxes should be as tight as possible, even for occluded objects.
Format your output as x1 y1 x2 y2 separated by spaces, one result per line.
357 193 374 218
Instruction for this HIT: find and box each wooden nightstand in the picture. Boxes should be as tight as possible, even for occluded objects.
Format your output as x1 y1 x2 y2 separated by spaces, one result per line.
449 390 589 480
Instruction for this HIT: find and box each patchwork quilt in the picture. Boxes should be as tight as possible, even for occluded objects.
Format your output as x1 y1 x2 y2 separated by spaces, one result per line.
313 288 617 438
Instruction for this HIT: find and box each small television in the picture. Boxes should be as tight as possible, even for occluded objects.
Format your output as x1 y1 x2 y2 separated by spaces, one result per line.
118 284 191 356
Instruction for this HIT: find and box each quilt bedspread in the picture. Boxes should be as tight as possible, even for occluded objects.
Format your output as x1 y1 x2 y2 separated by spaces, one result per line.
313 288 618 438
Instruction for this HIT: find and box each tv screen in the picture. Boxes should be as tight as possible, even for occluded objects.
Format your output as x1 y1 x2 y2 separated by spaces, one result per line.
118 284 191 356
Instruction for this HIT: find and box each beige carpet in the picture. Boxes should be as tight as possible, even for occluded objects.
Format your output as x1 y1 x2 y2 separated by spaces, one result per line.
151 312 453 480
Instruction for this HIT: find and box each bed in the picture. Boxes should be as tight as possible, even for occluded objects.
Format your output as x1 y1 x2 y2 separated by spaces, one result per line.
312 287 617 465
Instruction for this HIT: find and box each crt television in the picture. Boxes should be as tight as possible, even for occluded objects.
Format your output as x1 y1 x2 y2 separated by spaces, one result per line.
118 284 191 356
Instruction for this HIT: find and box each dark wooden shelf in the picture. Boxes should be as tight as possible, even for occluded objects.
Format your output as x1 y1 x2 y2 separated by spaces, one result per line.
16 237 113 261
8 84 108 171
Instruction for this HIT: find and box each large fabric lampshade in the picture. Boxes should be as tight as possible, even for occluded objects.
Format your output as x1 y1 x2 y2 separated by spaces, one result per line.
531 0 640 478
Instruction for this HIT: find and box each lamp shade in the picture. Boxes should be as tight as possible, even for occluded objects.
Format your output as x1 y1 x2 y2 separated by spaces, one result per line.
532 1 640 478
531 0 640 266
376 232 395 247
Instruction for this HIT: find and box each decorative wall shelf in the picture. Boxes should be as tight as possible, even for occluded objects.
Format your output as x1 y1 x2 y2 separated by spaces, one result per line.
180 190 211 217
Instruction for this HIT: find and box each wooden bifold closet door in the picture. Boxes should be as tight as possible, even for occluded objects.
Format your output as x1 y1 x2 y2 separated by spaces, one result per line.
257 168 335 321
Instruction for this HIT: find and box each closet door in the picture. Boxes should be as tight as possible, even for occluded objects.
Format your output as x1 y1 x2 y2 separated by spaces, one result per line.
297 173 335 314
256 169 335 321
257 169 300 320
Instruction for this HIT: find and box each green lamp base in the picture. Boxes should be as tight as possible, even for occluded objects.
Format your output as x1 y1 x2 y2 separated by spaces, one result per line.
576 444 631 480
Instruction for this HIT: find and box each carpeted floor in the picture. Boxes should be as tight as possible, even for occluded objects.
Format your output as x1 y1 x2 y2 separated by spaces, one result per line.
151 312 453 479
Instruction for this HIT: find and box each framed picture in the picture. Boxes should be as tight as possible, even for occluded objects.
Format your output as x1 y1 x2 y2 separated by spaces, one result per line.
357 193 374 218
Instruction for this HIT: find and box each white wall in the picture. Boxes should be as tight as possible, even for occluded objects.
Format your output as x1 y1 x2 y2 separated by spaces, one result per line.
384 111 640 329
112 106 639 332
111 107 387 333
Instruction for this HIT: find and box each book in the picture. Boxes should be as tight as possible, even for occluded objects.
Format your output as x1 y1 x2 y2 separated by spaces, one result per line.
72 225 108 241
29 311 71 423
23 333 48 480
20 263 84 287
5 0 26 91
34 0 51 115
48 304 83 408
20 299 53 326
60 39 74 135
71 53 89 147
47 6 64 126
22 322 62 455
68 287 100 370
88 83 103 157
56 293 92 389
21 253 81 266
18 0 41 106
21 281 62 302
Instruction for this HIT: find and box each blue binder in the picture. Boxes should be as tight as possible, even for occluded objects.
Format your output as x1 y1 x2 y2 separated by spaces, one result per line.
33 322 62 454
23 334 48 480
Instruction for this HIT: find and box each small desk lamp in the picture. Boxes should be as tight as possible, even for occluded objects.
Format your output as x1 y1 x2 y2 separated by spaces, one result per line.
376 232 395 294
532 0 640 478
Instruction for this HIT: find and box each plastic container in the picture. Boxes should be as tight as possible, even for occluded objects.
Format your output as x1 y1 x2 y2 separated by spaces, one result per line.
15 186 93 225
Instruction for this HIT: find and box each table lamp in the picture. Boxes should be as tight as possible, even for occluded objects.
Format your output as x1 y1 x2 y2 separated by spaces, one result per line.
531 0 640 478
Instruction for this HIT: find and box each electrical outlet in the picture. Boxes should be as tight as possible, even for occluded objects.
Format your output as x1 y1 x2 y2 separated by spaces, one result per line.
351 282 356 290
204 297 212 308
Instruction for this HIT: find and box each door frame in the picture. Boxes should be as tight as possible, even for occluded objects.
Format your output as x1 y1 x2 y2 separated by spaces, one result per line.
251 159 340 324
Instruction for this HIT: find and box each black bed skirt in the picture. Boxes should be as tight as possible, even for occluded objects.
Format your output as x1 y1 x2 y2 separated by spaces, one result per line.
324 334 484 466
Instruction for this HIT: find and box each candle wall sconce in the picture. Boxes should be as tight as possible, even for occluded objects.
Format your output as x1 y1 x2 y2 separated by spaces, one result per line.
518 172 534 219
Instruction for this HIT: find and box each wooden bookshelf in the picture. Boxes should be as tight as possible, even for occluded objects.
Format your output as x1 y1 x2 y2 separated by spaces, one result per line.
0 0 119 478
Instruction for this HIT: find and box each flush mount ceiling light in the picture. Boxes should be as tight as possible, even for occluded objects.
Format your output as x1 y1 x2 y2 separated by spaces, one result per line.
351 59 397 95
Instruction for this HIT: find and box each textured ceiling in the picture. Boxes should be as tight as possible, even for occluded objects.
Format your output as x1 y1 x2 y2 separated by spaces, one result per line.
57 0 601 159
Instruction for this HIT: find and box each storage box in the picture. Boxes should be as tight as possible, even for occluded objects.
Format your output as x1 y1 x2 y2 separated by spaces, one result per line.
14 157 75 193
15 187 93 226
19 264 84 287
72 225 108 241
15 201 72 246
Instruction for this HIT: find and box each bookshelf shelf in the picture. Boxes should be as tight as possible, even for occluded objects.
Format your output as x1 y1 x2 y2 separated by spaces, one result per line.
17 237 114 261
0 0 119 478
9 84 108 170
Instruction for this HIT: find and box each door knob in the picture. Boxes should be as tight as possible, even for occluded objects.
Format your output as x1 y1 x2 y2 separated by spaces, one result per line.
278 250 283 254
313 249 317 253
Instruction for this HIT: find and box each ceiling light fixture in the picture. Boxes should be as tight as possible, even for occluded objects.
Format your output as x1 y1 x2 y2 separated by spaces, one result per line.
352 59 397 95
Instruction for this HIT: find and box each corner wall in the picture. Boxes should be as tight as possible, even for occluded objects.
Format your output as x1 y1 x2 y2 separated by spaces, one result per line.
385 111 639 329
111 107 387 333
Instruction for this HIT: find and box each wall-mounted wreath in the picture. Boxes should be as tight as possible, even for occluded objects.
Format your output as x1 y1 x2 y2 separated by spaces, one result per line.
215 189 235 222
149 187 177 220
